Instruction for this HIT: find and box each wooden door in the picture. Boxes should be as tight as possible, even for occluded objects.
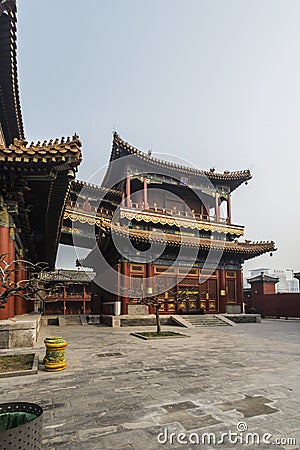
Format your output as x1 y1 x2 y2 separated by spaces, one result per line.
199 278 219 312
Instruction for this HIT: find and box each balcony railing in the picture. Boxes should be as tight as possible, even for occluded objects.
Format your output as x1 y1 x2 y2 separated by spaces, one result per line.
124 203 231 225
67 203 113 217
68 202 228 223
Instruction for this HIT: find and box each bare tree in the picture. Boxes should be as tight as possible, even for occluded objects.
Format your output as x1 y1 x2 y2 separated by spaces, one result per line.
123 282 190 335
0 254 60 310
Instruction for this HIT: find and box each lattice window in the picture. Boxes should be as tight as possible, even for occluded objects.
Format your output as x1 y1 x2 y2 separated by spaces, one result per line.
178 268 198 276
130 275 143 292
227 279 236 302
130 264 144 273
179 277 198 286
199 269 218 278
208 279 217 298
154 265 175 274
164 277 177 294
199 282 206 299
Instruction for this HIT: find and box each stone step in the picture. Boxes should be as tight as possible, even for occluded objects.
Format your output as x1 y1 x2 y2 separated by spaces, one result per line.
181 315 232 327
61 315 82 326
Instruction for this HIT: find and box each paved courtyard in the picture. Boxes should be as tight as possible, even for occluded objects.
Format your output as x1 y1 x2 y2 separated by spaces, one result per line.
0 319 299 449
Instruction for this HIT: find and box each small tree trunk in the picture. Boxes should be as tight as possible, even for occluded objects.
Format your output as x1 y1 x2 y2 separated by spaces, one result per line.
155 304 161 335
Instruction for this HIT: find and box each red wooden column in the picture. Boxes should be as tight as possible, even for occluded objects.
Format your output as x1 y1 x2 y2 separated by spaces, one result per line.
126 174 131 208
146 264 154 314
0 209 11 320
215 193 220 222
7 229 15 318
236 269 244 304
143 178 148 209
62 287 67 315
117 263 121 301
84 197 91 212
227 194 232 224
219 268 227 313
200 203 204 218
121 261 130 315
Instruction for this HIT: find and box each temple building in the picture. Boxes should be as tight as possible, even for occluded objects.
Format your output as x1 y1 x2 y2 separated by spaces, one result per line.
80 133 276 316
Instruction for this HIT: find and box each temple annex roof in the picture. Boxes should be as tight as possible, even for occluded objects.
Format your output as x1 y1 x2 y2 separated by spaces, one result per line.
40 269 95 283
247 273 279 284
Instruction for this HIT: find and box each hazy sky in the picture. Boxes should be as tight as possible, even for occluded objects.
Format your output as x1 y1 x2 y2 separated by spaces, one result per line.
17 0 300 274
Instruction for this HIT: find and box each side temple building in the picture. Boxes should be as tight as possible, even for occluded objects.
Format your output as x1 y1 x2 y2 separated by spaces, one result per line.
0 1 82 320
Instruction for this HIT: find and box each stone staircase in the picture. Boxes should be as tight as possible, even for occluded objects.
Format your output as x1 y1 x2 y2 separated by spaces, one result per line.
181 314 233 327
59 315 82 326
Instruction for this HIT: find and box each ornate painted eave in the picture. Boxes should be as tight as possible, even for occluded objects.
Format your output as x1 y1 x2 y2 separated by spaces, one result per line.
0 0 24 145
98 219 276 258
63 209 105 227
109 132 252 189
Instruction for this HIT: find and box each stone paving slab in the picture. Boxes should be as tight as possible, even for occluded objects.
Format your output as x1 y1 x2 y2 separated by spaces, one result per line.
0 320 299 449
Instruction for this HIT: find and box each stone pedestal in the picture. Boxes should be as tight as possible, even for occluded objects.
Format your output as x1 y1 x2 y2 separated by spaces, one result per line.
0 315 41 349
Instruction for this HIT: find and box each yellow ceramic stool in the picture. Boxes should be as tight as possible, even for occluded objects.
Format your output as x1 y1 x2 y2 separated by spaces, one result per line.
43 336 68 372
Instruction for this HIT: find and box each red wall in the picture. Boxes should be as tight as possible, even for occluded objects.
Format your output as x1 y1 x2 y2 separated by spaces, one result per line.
245 291 300 318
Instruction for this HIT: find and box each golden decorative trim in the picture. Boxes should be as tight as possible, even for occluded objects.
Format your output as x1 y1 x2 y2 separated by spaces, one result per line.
63 210 102 227
120 210 244 236
0 208 9 227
